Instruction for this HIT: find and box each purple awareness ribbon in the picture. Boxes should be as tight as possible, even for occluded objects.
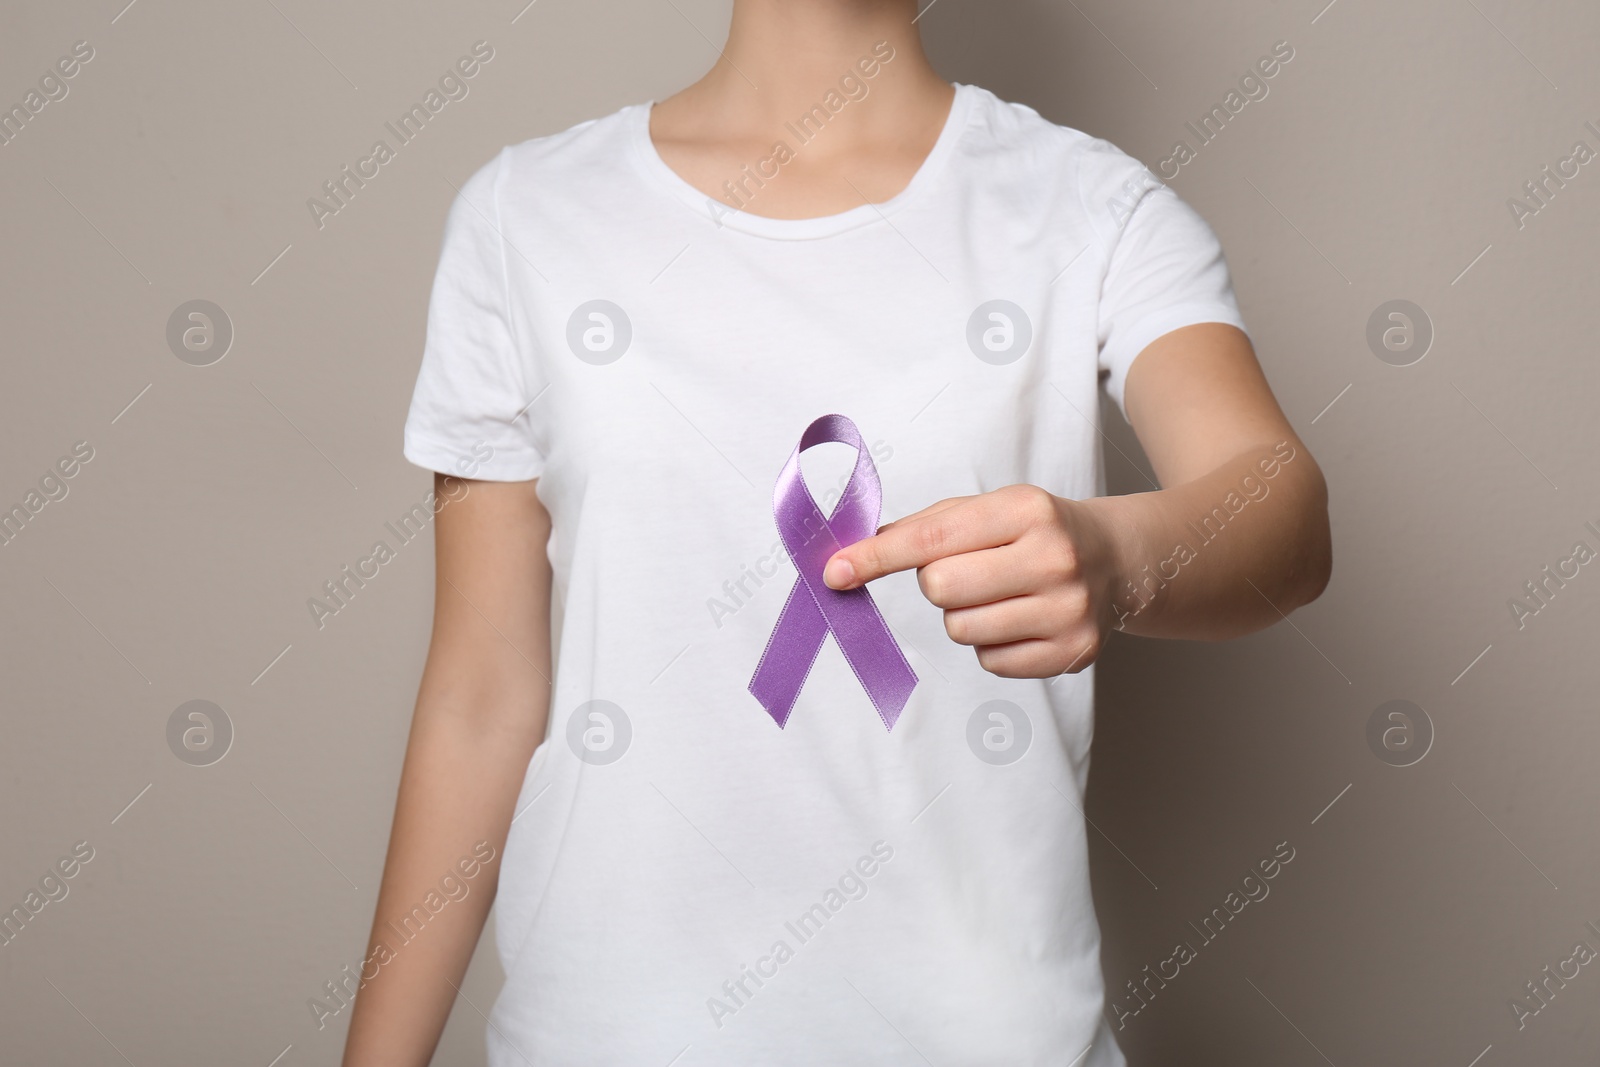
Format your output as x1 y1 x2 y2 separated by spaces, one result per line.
748 414 918 730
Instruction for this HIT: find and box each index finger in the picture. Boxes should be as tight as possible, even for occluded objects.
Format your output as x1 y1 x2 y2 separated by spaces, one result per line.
823 493 1027 589
875 494 973 535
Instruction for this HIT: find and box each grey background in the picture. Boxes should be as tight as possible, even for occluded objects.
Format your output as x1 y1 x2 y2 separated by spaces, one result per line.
2 1 1596 1064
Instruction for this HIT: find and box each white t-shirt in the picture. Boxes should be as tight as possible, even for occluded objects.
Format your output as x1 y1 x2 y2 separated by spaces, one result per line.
404 81 1247 1067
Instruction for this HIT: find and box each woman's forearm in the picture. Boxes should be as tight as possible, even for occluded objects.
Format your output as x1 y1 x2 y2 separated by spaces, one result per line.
1088 439 1331 641
340 687 545 1067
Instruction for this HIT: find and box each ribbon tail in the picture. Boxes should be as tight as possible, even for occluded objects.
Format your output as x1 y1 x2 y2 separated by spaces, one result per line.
822 585 919 731
748 578 828 728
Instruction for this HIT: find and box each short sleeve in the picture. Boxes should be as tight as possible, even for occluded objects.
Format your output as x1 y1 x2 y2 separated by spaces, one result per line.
1076 137 1251 421
403 147 546 481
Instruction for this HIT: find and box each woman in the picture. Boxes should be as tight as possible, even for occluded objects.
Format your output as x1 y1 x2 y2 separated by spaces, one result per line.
344 2 1332 1064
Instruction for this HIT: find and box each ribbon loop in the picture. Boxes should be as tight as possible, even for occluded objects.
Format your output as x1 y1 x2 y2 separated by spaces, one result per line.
748 414 918 730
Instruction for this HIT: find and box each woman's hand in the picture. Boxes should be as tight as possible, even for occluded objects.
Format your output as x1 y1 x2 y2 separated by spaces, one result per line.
823 484 1124 678
824 326 1335 670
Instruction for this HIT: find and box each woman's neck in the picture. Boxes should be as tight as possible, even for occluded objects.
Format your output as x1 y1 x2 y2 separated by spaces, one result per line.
712 0 943 126
662 0 948 144
648 0 955 217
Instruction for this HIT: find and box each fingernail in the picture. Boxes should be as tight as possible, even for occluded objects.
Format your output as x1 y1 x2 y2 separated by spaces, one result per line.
824 557 855 589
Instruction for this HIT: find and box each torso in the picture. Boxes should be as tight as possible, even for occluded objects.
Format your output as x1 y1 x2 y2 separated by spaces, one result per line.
402 79 1245 1067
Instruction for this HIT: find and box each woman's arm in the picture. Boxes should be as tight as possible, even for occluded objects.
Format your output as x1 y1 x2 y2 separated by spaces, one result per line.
1088 322 1331 640
342 473 552 1067
822 323 1332 676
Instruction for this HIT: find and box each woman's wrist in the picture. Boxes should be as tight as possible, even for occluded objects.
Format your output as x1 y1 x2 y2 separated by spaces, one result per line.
1073 489 1169 632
